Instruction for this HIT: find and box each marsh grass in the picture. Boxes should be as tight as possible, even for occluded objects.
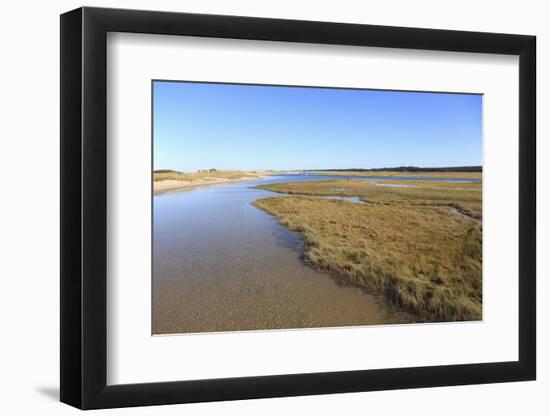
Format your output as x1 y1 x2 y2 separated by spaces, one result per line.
255 179 482 220
253 196 482 322
253 178 483 322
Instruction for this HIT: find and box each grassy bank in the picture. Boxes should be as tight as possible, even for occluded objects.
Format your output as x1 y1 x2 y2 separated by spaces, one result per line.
252 177 482 321
255 178 482 220
252 196 482 322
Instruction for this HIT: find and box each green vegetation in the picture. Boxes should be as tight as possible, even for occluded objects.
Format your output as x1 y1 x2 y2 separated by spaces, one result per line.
153 169 180 174
252 177 482 322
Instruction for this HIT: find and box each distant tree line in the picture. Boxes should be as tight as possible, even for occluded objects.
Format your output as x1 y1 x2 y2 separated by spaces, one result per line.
154 169 180 174
316 166 482 173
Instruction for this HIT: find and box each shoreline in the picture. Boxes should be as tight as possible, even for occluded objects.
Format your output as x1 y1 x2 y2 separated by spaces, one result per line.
154 171 480 195
154 175 267 195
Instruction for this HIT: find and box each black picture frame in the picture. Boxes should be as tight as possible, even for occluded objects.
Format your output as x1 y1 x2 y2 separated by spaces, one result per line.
60 6 536 410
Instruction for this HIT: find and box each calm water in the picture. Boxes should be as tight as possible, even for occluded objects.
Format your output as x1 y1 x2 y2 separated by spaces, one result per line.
153 174 476 334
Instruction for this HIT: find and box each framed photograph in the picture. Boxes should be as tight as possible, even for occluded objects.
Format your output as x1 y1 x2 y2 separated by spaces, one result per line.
60 6 536 409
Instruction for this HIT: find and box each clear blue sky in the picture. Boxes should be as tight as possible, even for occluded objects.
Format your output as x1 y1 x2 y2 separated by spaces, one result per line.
153 81 482 172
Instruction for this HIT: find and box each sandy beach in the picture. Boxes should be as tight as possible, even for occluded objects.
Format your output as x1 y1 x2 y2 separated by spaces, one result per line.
153 170 270 195
154 175 263 194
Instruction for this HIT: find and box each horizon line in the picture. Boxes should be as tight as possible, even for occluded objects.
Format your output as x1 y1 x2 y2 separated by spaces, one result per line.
154 165 483 173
